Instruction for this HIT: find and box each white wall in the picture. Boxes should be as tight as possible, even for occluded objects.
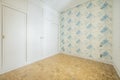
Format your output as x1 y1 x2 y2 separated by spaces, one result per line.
2 0 27 13
41 0 89 12
113 0 120 77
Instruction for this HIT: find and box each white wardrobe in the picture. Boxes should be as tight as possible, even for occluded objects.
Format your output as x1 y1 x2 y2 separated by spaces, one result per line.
0 0 59 74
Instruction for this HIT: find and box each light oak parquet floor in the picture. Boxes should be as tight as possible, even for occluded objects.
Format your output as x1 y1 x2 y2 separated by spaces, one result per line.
0 54 119 80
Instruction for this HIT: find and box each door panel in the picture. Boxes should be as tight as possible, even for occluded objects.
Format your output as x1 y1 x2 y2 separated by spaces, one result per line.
43 6 59 57
2 6 26 71
27 2 43 63
0 0 2 70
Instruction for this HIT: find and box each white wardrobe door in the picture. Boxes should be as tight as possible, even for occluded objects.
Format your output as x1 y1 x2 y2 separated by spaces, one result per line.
0 1 2 69
27 2 43 63
2 6 26 71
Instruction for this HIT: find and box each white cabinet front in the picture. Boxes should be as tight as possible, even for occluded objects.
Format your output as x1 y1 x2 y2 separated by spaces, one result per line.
27 2 43 63
0 0 2 70
2 6 26 71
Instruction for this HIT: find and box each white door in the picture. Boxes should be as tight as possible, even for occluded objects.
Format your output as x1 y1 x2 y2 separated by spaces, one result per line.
0 1 2 70
27 2 43 63
2 6 26 71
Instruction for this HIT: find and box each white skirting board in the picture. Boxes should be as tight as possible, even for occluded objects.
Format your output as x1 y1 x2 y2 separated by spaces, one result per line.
60 52 120 77
113 64 120 77
44 52 120 77
60 52 113 65
0 52 59 75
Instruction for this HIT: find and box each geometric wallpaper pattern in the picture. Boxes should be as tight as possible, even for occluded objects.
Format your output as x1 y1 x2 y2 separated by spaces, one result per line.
60 0 113 64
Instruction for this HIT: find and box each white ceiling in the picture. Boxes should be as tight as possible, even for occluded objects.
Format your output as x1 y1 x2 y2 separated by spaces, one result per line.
40 0 89 12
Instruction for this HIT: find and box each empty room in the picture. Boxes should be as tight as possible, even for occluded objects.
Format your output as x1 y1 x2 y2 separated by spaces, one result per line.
0 0 120 80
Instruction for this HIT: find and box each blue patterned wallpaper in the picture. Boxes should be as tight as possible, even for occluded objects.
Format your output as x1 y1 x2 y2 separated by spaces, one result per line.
60 0 113 64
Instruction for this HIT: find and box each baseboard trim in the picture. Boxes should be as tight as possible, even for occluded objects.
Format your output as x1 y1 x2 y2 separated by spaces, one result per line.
113 64 120 78
27 52 59 64
60 52 113 65
0 52 60 75
0 63 27 75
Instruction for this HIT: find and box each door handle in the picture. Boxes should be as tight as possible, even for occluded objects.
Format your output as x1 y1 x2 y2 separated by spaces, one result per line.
2 35 5 39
